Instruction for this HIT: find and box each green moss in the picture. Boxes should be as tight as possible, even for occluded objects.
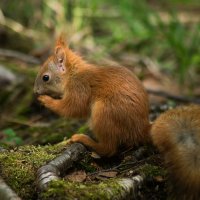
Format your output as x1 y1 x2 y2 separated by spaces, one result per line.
139 164 166 177
77 124 89 133
27 119 80 145
41 178 123 200
76 152 97 173
0 141 68 199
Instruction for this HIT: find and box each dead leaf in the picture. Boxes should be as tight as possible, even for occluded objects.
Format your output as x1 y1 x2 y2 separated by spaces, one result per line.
91 151 101 159
154 176 164 182
65 170 86 183
98 171 118 178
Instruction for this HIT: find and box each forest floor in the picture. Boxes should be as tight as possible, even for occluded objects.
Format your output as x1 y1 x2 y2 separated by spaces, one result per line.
0 51 192 199
0 2 200 197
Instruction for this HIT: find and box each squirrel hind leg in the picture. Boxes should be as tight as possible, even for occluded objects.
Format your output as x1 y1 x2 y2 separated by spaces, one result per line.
70 133 117 157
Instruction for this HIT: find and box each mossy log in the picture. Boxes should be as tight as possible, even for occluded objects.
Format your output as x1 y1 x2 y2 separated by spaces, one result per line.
0 141 70 199
0 142 145 200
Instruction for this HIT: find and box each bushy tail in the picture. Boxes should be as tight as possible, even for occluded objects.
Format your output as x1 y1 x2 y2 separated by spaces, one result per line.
150 105 200 200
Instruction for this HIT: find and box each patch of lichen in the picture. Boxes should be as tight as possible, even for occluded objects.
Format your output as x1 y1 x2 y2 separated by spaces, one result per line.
41 178 123 200
139 164 166 178
0 141 68 199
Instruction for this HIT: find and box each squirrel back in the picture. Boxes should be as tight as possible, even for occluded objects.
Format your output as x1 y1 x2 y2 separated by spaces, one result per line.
151 105 200 199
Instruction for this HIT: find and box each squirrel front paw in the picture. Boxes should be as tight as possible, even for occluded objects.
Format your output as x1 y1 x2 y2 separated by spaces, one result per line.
38 95 53 106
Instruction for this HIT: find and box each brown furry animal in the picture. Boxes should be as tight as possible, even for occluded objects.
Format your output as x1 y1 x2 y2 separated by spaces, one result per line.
34 36 150 157
151 105 200 200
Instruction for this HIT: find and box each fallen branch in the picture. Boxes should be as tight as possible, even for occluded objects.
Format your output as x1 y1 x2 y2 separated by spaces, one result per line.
36 143 87 190
0 48 40 65
0 177 21 200
147 89 200 104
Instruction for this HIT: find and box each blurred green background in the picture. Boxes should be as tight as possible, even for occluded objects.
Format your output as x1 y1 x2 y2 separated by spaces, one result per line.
1 0 200 82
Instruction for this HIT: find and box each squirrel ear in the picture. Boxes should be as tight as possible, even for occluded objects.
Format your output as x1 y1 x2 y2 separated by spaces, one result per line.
55 33 67 47
54 46 66 73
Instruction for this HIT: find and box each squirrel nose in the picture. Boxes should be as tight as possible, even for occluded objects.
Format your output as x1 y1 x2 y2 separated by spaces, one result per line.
33 87 40 95
34 90 39 95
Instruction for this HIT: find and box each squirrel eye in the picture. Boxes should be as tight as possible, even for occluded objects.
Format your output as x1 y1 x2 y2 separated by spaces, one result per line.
58 58 63 63
42 75 49 82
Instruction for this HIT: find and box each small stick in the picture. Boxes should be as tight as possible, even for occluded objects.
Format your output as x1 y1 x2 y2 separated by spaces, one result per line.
147 89 200 104
88 156 154 176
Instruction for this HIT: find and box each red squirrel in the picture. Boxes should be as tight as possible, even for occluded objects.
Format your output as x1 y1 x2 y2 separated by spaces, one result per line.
151 105 200 199
34 36 200 198
34 36 150 157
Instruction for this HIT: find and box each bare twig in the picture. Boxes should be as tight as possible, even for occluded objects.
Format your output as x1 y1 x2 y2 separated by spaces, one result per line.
0 48 40 65
88 156 154 176
147 89 200 104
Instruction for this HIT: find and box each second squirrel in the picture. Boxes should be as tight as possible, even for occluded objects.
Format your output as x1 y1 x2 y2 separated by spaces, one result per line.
151 105 200 200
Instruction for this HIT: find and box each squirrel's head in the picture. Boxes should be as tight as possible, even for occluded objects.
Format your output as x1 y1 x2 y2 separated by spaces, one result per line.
34 35 69 98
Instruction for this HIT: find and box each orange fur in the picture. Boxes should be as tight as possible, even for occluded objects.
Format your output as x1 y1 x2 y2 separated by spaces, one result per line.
34 37 150 157
151 105 200 199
